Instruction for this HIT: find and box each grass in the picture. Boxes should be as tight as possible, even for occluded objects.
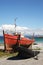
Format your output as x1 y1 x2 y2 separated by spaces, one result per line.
0 43 18 58
0 50 18 58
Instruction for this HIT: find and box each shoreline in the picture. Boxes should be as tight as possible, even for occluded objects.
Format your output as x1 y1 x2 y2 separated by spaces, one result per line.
0 43 43 50
32 42 43 50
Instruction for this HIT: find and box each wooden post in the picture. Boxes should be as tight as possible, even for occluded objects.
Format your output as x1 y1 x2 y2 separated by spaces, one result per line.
3 30 6 51
28 44 32 50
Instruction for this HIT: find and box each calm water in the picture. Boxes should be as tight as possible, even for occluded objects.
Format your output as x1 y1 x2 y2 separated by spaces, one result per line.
34 37 43 43
0 36 43 44
25 36 43 44
0 36 4 44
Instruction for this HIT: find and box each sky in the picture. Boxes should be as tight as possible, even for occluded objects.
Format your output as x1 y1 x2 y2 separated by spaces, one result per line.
0 0 43 29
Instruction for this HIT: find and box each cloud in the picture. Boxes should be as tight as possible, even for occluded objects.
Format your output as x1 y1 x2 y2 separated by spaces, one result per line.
0 27 2 30
0 24 43 36
2 24 28 31
0 24 29 35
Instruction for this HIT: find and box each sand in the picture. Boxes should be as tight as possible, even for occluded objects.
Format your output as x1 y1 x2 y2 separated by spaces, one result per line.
32 43 43 50
0 45 4 50
0 43 43 65
0 50 43 65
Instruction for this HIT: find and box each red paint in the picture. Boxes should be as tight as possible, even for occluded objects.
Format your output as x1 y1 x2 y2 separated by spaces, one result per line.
4 34 34 46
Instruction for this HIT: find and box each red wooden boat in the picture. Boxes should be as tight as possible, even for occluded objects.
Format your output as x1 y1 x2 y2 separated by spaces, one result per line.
3 32 34 51
4 33 34 46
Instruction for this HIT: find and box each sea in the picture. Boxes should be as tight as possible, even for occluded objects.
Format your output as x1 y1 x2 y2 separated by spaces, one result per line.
0 36 43 44
0 36 4 44
25 35 43 44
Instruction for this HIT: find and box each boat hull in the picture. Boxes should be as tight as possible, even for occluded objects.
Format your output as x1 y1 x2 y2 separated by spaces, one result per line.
4 34 34 46
3 34 34 51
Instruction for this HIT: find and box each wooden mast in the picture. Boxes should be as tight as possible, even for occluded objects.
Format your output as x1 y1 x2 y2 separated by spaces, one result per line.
3 30 6 51
14 18 17 33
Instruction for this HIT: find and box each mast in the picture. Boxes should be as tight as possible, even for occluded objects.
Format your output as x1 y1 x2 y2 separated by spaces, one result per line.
32 33 34 40
14 18 17 33
3 30 6 51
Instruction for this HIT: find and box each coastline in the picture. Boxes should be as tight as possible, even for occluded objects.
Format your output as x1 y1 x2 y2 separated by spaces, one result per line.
0 42 43 50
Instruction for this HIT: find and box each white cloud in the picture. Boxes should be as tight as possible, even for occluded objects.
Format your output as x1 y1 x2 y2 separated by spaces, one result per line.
0 27 2 30
2 24 15 31
1 24 28 31
0 24 43 35
0 24 29 35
